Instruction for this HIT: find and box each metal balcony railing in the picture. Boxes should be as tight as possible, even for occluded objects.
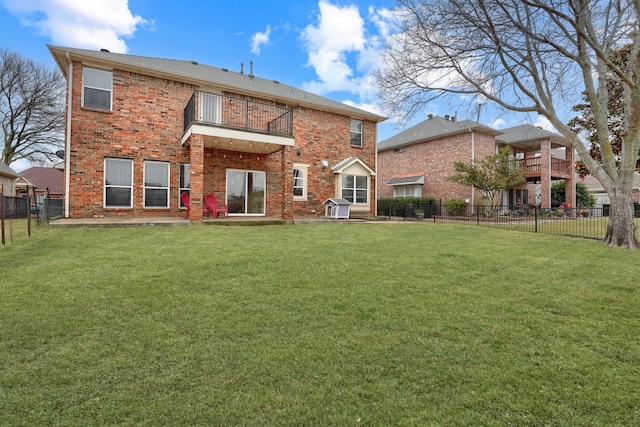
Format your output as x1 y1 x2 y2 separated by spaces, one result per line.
184 91 293 137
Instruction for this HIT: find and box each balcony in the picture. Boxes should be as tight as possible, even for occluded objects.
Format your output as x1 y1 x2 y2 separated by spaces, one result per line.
517 157 572 180
182 90 294 154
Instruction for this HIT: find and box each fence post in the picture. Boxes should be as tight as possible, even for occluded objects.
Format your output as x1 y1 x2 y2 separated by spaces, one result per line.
534 205 538 233
476 206 480 226
1 190 5 249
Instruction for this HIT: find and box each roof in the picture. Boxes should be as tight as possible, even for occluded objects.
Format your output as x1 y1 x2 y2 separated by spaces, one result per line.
377 115 501 152
582 172 640 192
387 174 425 186
48 45 386 123
498 124 570 149
0 162 18 178
17 167 64 193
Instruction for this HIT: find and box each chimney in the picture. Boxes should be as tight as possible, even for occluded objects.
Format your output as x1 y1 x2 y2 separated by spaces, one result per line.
240 63 244 74
249 60 254 78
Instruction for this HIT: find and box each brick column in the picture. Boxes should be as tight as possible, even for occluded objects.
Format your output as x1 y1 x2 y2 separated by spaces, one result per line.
565 147 576 210
540 140 551 208
189 134 205 221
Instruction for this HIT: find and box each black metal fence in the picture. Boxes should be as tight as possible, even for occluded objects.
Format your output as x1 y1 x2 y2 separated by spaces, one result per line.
1 191 64 224
378 200 639 241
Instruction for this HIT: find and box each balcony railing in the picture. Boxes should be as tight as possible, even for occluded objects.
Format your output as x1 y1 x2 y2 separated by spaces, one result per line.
516 157 572 177
184 91 293 137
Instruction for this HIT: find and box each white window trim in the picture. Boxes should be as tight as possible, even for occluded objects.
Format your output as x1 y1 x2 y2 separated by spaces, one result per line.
293 163 309 202
82 66 113 111
104 158 133 208
143 161 170 208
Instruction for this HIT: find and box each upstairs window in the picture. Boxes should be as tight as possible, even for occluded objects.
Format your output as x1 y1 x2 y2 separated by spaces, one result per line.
82 67 112 111
350 119 363 148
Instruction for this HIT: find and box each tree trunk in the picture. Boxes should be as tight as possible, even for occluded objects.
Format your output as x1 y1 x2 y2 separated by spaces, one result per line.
603 192 638 249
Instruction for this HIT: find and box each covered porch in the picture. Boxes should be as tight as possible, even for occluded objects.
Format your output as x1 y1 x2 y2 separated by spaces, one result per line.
181 90 296 221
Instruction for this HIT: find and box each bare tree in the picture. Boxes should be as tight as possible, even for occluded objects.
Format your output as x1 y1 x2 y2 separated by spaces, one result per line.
376 0 640 248
0 48 65 167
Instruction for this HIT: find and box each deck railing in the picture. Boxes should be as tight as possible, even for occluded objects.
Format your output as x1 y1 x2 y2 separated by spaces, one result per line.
184 91 293 137
516 157 572 177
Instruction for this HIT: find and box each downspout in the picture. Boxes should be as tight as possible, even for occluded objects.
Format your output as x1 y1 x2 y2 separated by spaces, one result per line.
470 129 475 211
374 121 378 217
64 52 73 218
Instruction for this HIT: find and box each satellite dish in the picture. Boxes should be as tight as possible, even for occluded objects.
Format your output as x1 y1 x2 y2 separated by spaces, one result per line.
55 150 65 159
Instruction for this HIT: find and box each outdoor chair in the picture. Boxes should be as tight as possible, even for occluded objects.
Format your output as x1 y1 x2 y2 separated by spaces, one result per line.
181 192 210 219
204 194 228 218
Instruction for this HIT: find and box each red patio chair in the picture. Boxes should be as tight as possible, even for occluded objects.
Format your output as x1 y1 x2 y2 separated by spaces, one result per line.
204 194 228 218
181 192 209 219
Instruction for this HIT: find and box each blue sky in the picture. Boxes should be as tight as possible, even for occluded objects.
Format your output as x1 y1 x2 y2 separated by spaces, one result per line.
1 0 552 171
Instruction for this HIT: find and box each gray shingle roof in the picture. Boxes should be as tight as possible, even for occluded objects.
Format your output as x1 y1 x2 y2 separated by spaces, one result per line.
0 162 18 178
497 124 568 145
377 116 500 151
48 45 386 122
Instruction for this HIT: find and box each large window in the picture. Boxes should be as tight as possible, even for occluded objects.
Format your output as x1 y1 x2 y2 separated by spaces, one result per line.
341 174 368 203
293 164 308 201
104 158 133 208
82 67 112 110
393 184 422 198
350 119 363 148
144 161 170 208
179 163 190 208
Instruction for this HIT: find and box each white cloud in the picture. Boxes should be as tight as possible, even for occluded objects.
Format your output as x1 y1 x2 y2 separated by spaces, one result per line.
251 25 271 55
533 115 557 132
301 1 372 95
2 0 147 53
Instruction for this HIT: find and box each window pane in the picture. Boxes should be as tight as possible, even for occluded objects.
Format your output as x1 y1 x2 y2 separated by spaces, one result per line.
106 187 131 207
350 119 362 132
145 162 168 187
179 164 190 188
356 176 367 189
84 88 111 110
356 189 368 203
145 188 168 207
342 189 354 202
84 68 112 89
342 175 354 188
105 159 131 186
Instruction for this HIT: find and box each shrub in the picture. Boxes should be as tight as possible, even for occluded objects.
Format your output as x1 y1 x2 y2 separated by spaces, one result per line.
443 199 467 216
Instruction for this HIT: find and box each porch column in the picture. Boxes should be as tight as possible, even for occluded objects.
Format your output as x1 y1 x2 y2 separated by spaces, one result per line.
540 140 551 208
189 134 205 221
565 147 576 210
281 147 293 221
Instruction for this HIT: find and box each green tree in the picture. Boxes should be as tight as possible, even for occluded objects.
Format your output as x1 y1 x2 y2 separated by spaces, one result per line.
551 181 596 208
376 0 640 248
450 146 527 214
1 48 65 166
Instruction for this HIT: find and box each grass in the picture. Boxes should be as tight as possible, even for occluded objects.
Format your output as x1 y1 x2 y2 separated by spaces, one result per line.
1 222 640 425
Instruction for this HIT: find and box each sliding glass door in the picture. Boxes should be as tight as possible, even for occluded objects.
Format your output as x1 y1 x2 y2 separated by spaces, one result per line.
226 169 266 215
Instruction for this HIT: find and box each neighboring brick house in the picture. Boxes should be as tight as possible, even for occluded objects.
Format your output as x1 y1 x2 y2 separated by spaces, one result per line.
582 172 640 209
378 115 575 208
0 162 18 196
48 45 385 221
15 166 64 204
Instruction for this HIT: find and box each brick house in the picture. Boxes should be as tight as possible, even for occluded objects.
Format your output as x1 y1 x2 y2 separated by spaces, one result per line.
377 115 575 208
0 162 18 196
15 166 64 204
48 45 385 221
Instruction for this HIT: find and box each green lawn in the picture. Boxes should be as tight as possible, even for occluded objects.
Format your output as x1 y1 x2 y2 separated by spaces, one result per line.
1 222 639 425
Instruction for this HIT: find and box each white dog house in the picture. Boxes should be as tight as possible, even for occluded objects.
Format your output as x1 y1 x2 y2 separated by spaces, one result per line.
324 198 351 219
